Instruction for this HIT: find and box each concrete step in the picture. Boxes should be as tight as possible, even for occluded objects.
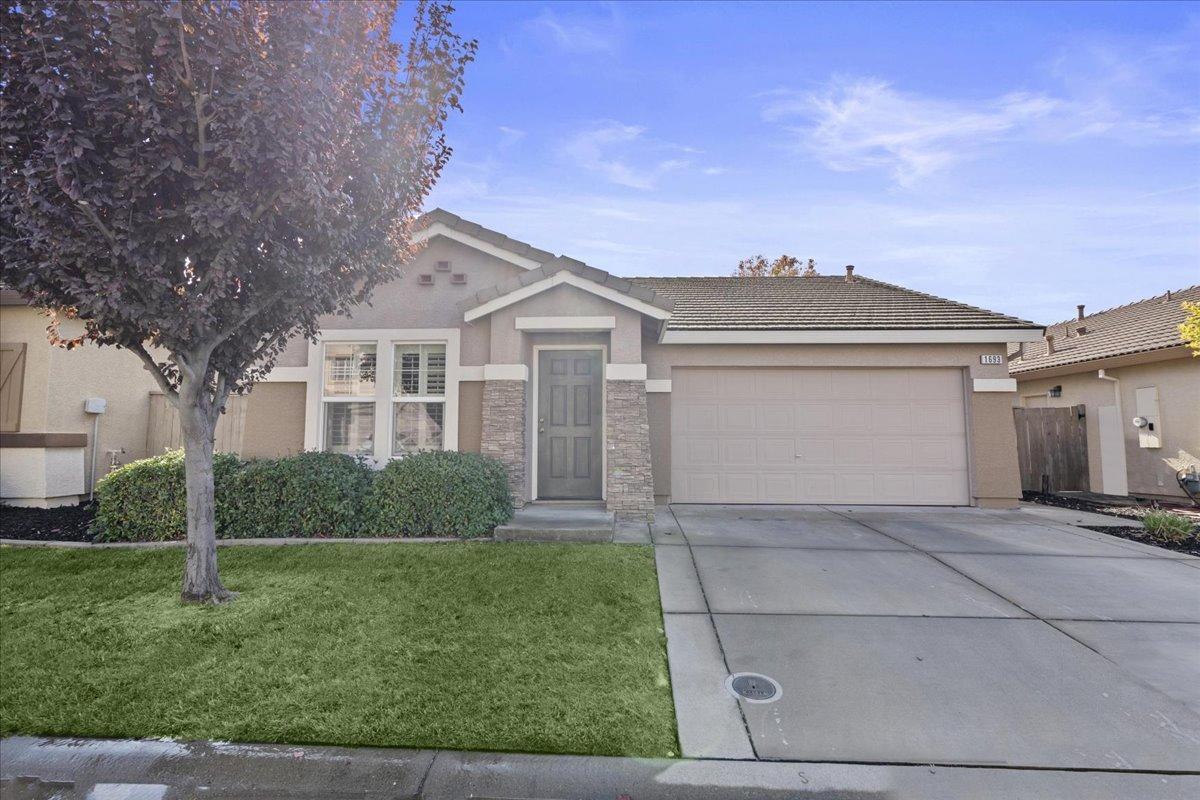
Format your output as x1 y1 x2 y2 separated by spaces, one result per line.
494 503 615 543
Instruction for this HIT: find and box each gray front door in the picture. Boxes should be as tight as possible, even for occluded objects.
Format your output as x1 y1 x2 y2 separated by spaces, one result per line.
537 349 603 499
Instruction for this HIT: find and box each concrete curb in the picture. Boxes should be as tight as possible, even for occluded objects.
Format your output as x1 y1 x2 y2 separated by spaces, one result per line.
0 536 481 549
2 736 1196 799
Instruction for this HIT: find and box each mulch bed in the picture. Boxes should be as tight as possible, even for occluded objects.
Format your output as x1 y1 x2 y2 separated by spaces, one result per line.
1076 525 1200 557
0 503 97 542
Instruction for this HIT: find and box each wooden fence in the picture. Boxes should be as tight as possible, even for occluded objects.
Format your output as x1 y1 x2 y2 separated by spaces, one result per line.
145 393 248 456
1012 405 1090 493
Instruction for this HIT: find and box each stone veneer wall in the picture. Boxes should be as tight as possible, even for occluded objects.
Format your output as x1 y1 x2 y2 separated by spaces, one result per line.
481 379 527 506
605 379 655 520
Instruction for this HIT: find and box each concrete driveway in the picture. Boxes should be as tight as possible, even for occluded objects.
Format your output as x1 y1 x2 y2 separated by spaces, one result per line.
655 503 1200 773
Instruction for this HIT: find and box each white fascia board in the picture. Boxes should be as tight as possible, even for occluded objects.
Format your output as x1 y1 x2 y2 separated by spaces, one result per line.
645 379 672 393
412 222 543 270
659 328 1045 344
261 366 310 383
515 315 616 332
483 363 528 381
459 365 485 382
972 378 1018 393
605 363 647 381
465 272 673 323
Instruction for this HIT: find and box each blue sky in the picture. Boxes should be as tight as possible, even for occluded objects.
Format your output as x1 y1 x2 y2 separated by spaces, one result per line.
421 1 1199 325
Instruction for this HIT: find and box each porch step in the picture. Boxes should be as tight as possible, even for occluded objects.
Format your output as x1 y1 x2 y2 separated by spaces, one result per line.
494 502 615 543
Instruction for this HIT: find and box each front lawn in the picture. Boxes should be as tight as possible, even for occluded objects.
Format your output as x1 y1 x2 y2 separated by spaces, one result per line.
0 543 677 757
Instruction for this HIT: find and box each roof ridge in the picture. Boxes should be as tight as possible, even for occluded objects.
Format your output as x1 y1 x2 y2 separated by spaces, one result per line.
849 275 1037 327
1041 284 1200 328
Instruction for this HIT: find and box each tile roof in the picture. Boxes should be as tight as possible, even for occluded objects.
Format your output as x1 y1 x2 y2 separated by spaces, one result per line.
628 275 1040 331
1008 286 1199 374
417 208 555 265
458 255 674 316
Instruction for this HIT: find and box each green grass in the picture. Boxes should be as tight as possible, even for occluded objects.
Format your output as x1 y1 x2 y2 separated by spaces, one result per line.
0 543 677 757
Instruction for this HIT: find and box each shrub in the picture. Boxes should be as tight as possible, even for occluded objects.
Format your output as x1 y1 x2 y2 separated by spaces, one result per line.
92 450 241 542
1140 510 1198 543
365 451 512 537
222 451 374 538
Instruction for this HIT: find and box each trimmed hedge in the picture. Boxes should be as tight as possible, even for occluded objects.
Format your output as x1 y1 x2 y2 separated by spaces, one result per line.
93 450 241 542
222 452 374 539
365 451 513 538
91 449 512 541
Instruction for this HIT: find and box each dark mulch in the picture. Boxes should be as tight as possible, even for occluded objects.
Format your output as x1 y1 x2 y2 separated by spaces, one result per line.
1077 524 1200 557
0 503 97 542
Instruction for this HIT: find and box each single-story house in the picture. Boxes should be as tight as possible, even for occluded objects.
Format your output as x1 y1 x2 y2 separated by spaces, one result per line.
1008 288 1199 501
1 209 1045 514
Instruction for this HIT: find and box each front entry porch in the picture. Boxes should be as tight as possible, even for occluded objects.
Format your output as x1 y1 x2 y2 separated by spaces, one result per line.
493 502 653 543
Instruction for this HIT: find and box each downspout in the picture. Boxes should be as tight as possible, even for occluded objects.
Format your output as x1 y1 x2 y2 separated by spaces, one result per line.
1097 369 1122 419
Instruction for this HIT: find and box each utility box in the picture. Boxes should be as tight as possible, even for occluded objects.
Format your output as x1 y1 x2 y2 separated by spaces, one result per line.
84 397 107 415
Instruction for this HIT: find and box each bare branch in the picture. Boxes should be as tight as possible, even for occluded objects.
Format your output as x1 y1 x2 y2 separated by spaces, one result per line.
130 342 177 399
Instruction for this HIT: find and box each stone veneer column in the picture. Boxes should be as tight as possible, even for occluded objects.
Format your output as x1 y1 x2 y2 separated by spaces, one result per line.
605 379 655 520
481 379 527 506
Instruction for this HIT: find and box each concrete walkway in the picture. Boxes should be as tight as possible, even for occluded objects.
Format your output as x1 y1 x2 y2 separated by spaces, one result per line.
4 736 1197 799
655 504 1200 773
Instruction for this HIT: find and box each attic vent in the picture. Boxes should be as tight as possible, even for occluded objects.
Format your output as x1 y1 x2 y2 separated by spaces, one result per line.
450 273 467 285
417 274 434 286
435 260 452 272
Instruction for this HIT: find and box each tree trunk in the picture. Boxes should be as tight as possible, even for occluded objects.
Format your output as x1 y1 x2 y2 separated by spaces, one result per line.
178 399 234 604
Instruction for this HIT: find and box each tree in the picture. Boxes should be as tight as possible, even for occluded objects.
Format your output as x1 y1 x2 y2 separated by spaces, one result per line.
735 255 817 277
1182 301 1200 357
1 1 475 603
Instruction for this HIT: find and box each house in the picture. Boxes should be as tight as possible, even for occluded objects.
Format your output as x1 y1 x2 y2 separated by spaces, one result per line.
1008 288 1200 501
1 209 1045 514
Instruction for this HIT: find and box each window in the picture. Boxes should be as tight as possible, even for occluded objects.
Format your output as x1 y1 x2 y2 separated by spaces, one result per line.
392 343 445 455
322 343 376 456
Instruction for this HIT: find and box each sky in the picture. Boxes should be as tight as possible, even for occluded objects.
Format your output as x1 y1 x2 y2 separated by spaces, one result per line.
418 1 1200 326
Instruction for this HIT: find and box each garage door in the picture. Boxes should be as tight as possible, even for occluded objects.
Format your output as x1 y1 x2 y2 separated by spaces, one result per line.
671 368 970 505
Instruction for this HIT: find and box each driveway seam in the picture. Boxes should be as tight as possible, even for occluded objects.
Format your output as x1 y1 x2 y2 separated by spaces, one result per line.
668 503 759 760
822 507 1198 686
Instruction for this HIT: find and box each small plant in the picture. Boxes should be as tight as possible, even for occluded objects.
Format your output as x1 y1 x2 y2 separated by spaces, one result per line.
1140 510 1198 544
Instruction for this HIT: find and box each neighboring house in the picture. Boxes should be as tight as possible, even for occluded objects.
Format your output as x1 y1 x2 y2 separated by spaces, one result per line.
1008 287 1200 501
1 209 1045 514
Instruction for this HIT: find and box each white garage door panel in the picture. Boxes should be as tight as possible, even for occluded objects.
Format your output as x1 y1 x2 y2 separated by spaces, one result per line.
671 368 971 505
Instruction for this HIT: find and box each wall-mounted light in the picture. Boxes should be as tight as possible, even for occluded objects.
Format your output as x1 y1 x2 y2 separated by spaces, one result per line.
1048 386 1062 398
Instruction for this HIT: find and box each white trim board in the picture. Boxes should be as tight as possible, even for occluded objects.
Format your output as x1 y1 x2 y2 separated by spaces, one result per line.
515 315 616 332
645 379 672 393
482 364 528 381
659 328 1045 344
605 363 647 381
972 378 1017 393
464 271 672 323
412 222 544 270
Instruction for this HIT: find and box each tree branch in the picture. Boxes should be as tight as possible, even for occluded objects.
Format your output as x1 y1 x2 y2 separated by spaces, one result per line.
209 288 288 349
74 200 119 252
131 342 178 399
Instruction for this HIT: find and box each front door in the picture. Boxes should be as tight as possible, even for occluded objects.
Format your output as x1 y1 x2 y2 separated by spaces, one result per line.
537 349 603 499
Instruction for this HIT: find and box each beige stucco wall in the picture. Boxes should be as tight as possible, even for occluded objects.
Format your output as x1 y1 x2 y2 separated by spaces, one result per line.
2 305 160 492
458 380 483 453
1016 356 1200 499
241 382 306 458
643 341 1019 507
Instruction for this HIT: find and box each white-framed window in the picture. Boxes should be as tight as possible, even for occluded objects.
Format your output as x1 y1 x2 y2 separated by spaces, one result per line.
321 342 377 457
392 343 445 455
308 328 460 461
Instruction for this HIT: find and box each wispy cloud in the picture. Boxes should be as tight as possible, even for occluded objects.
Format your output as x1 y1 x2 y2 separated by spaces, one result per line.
560 122 692 189
764 79 1059 186
526 7 621 55
766 32 1199 186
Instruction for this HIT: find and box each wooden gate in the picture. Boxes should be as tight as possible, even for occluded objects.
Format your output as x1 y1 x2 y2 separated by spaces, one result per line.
1012 405 1090 493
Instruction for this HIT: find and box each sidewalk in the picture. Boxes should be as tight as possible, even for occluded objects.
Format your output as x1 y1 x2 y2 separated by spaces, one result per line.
2 736 1196 799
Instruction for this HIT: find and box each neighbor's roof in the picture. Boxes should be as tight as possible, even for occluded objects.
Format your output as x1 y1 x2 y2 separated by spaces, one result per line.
1008 286 1199 374
629 275 1041 331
